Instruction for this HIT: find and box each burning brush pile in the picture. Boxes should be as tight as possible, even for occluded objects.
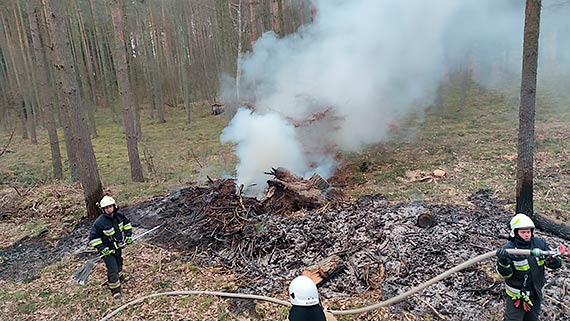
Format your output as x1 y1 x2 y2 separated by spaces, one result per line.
123 175 570 320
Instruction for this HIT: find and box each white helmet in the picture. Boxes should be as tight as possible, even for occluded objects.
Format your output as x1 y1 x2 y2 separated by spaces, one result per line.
288 275 319 306
510 213 535 237
99 196 116 208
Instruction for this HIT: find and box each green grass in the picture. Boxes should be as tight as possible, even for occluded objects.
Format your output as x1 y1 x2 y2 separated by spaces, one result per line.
1 102 236 207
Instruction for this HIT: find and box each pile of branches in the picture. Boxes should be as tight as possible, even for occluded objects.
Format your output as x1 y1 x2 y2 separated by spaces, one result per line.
127 179 264 249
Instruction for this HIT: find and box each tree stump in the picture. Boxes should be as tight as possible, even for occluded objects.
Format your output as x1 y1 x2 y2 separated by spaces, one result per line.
417 212 434 228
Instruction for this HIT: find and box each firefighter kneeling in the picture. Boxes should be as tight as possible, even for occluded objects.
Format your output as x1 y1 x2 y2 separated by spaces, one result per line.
89 196 133 301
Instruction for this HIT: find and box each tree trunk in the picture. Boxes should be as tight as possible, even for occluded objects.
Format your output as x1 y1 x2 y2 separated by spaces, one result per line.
236 0 244 104
14 2 38 145
248 0 257 49
45 0 104 218
270 0 281 37
74 1 98 138
28 0 63 179
516 0 541 216
108 0 145 182
1 11 28 140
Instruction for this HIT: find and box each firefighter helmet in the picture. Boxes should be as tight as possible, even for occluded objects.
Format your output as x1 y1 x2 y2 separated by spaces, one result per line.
99 196 116 208
510 213 535 237
288 275 319 306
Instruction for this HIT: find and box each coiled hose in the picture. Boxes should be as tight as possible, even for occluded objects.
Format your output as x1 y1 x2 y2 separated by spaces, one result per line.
99 249 537 320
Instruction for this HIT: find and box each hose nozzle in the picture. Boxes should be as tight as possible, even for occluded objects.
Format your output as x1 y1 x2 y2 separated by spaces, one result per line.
530 244 568 258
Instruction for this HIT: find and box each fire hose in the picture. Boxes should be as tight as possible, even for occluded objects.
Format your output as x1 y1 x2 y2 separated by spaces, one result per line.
99 247 568 321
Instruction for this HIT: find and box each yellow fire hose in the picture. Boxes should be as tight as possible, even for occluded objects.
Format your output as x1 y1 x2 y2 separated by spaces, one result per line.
99 248 565 321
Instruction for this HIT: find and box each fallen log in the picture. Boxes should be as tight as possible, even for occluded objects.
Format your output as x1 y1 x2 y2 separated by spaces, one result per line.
532 213 570 241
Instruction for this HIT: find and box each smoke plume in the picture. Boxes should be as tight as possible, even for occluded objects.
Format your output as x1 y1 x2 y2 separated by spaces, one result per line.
221 0 570 197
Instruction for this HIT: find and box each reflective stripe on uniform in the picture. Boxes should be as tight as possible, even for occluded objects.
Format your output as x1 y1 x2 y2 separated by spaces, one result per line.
497 268 513 278
89 238 103 247
123 223 132 231
108 280 121 289
505 284 532 305
537 258 545 266
103 227 115 236
512 259 530 271
118 222 124 231
505 284 521 297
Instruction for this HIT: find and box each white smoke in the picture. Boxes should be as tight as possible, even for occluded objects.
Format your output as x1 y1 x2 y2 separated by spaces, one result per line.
221 0 570 197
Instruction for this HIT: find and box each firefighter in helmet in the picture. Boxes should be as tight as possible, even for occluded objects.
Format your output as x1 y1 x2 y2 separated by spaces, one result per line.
88 196 133 300
288 275 337 321
496 213 562 321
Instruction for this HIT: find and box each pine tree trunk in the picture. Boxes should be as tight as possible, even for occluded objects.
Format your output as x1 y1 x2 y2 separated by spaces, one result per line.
45 0 104 218
1 11 28 141
28 1 63 179
108 0 145 182
270 0 281 37
16 2 39 145
516 0 541 216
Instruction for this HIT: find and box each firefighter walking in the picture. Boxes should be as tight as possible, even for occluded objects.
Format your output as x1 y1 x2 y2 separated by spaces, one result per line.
89 196 133 301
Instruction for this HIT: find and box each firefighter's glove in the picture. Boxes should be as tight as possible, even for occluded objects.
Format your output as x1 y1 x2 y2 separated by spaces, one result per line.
523 301 532 312
101 247 115 257
496 248 511 265
125 236 133 245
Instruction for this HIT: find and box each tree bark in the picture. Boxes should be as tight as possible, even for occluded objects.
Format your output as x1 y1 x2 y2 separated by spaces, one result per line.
74 0 98 138
1 10 28 141
516 0 541 216
45 0 104 218
270 0 281 37
14 2 38 145
108 0 145 182
28 0 63 179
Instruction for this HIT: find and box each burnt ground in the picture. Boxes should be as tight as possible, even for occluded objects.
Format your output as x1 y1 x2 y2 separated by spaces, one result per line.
1 183 569 320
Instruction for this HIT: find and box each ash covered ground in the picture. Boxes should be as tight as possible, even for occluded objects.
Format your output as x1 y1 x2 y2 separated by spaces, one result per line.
1 181 569 320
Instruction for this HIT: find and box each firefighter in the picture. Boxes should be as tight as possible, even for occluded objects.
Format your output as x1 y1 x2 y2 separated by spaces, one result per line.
496 213 562 321
89 195 133 301
288 275 337 321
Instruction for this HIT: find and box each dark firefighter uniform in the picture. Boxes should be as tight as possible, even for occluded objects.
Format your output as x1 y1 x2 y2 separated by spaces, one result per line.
497 237 562 321
89 209 132 297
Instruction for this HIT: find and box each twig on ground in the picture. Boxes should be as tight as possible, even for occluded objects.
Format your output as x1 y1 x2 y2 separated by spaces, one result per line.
190 147 203 168
544 294 570 312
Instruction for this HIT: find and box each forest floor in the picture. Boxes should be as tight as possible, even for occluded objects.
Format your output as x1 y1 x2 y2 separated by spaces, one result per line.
1 81 570 320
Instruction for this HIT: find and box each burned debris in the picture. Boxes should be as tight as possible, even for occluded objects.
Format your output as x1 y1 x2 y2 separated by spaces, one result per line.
263 167 333 214
121 184 569 321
